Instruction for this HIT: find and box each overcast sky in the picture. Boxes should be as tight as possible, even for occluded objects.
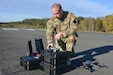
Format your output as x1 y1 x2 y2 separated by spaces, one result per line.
0 0 113 22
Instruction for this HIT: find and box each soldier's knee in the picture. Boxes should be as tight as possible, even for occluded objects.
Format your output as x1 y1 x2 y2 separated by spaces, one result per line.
68 35 75 41
67 35 75 43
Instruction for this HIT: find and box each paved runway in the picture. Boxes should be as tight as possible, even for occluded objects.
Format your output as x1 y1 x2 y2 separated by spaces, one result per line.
0 28 113 75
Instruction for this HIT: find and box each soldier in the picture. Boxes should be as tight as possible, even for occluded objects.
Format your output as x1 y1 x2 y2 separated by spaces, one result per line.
46 3 78 53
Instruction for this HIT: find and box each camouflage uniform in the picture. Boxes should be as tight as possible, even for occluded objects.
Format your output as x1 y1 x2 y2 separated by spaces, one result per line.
46 11 78 52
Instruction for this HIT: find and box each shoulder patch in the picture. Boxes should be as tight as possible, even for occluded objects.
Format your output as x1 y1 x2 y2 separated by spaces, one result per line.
71 13 76 20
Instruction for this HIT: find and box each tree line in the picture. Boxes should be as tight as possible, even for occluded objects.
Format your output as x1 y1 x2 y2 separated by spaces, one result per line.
77 14 113 33
0 14 113 33
0 18 48 29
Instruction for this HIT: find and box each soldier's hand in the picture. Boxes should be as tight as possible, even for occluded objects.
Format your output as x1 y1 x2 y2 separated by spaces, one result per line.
55 32 63 40
47 42 54 49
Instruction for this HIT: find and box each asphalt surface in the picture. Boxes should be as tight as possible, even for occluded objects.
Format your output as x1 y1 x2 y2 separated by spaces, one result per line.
0 28 113 75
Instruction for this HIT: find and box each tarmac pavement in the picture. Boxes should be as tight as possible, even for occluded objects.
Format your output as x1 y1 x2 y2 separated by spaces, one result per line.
0 28 113 75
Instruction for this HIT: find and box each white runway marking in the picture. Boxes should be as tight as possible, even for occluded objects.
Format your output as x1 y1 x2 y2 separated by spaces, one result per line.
2 28 19 30
1 28 36 31
22 28 36 31
1 28 46 31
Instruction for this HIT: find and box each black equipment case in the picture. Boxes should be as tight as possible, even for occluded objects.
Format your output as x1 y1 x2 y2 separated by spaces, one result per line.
40 49 69 65
20 56 41 71
40 61 68 75
20 38 44 71
40 49 69 75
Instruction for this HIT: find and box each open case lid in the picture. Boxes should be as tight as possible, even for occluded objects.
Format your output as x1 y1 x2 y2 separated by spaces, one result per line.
28 40 33 55
35 37 44 52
